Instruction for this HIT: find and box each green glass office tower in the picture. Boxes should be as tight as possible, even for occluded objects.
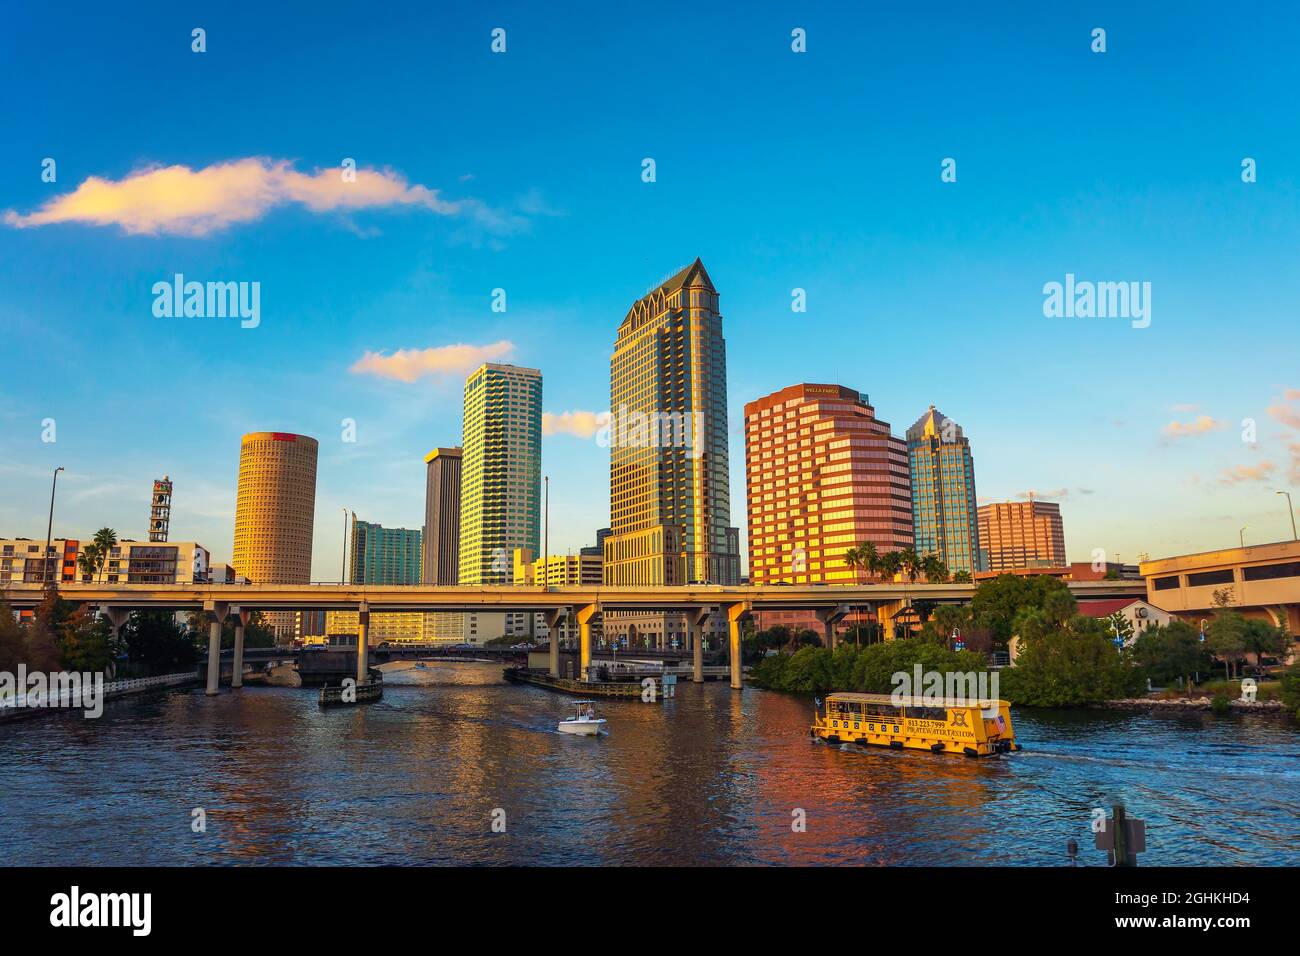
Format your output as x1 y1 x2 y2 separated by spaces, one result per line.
350 519 422 584
906 406 982 574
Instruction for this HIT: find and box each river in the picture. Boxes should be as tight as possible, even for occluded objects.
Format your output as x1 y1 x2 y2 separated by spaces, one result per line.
1 662 1295 865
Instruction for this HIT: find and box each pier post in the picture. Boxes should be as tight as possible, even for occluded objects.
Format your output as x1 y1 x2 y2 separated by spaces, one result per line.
356 604 369 686
687 608 710 683
574 604 598 679
203 601 229 696
725 603 750 690
231 607 248 688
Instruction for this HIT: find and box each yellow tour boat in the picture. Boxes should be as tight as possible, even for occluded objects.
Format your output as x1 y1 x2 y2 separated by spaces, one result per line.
811 693 1019 757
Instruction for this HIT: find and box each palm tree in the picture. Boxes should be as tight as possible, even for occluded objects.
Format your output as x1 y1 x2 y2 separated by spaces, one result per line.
897 548 921 585
77 544 100 583
843 546 861 578
921 553 949 584
844 542 880 582
92 527 118 582
951 570 973 584
878 550 902 581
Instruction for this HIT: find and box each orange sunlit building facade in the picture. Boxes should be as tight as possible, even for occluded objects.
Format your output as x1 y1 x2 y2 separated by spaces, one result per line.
977 498 1066 572
744 383 912 586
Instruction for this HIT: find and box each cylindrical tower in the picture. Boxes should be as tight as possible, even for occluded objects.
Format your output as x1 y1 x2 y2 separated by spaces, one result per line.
232 432 319 587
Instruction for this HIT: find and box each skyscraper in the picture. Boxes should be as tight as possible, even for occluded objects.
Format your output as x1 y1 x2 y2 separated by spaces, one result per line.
422 447 462 585
232 431 318 640
349 520 422 584
324 518 425 645
978 499 1067 571
458 363 542 585
604 258 740 647
745 384 912 586
906 405 982 574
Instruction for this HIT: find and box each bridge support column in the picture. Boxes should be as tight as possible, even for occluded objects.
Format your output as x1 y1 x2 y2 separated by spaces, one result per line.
724 603 750 690
816 604 851 651
543 608 569 678
102 607 131 680
876 600 904 641
573 604 598 679
686 608 712 683
232 608 249 688
356 604 370 686
203 601 229 696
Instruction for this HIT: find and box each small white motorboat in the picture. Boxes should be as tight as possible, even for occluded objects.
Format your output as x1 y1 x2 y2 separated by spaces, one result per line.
558 700 607 736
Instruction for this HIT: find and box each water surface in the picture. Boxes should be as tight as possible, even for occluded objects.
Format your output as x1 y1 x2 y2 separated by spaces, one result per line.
1 662 1296 865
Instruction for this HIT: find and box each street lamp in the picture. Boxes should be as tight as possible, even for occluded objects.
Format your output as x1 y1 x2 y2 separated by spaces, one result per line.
1275 490 1298 540
1239 526 1248 548
43 466 64 588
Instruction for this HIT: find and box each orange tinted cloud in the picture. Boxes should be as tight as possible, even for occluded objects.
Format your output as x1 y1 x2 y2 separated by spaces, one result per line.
2 158 512 236
1161 415 1225 440
543 410 608 438
350 341 514 383
1218 461 1275 485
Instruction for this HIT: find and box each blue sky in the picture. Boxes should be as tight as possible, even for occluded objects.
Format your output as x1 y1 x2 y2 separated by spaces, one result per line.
2 1 1299 579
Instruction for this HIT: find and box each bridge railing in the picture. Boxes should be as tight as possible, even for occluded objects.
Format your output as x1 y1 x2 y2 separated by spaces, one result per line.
0 671 196 710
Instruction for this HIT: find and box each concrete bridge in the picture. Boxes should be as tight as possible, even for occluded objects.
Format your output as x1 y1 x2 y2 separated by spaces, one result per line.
1 580 1145 695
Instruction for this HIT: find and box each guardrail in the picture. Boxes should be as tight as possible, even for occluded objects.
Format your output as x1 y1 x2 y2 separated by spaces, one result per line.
0 671 197 710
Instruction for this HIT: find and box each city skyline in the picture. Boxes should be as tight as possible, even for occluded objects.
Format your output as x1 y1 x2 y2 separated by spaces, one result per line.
3 5 1300 579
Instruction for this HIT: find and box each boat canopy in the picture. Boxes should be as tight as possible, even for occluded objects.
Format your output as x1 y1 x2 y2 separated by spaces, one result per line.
825 692 1008 707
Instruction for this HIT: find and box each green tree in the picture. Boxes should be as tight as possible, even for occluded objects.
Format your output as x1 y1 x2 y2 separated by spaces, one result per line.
951 570 973 584
91 527 119 581
0 598 27 674
1131 620 1211 691
76 544 101 583
1000 616 1140 706
1241 616 1291 670
25 586 71 671
59 605 115 672
970 573 1074 646
1105 611 1134 644
877 550 902 581
1278 661 1300 718
1206 610 1248 680
125 611 199 675
921 552 949 583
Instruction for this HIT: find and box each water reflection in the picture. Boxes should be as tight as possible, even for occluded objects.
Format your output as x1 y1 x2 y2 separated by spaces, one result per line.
0 662 1295 865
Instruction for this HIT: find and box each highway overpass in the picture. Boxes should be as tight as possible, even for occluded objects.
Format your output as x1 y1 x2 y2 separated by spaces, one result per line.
1 579 1146 694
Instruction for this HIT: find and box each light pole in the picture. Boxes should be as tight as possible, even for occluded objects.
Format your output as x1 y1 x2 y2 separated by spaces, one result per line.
1239 526 1248 548
43 466 64 588
1276 490 1298 540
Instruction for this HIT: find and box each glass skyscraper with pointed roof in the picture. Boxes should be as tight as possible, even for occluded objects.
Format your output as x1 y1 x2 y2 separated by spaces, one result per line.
906 405 983 574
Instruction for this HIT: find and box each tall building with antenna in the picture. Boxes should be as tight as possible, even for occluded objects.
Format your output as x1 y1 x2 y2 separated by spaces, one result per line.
149 476 173 542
